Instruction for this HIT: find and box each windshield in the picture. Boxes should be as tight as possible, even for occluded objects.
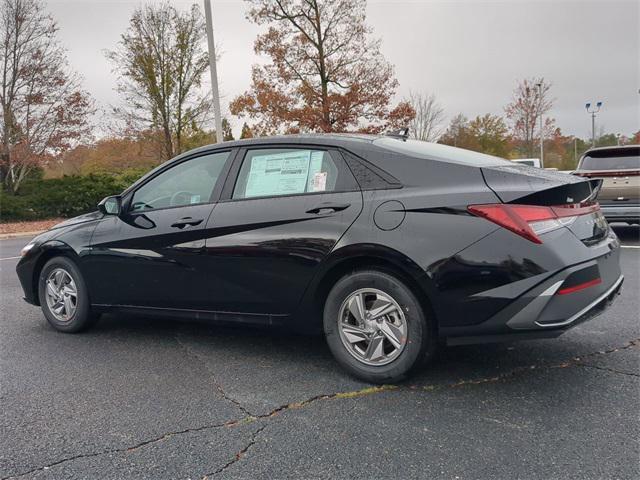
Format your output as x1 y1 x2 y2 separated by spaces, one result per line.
580 150 640 171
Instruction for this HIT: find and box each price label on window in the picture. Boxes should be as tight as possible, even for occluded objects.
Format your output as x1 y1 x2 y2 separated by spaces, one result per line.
312 171 327 192
245 150 312 197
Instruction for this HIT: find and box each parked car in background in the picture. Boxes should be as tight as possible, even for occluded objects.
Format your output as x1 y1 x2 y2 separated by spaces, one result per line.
512 158 541 168
16 134 623 383
573 145 640 225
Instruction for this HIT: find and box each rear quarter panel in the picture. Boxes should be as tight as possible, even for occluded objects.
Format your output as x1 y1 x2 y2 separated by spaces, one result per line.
303 157 504 330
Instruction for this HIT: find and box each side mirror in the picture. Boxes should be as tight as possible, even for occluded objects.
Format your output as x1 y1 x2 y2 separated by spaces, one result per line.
98 195 122 216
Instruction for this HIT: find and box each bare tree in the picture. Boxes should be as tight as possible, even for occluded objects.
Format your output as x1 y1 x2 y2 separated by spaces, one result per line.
107 2 211 160
504 77 555 157
0 0 93 193
407 91 445 142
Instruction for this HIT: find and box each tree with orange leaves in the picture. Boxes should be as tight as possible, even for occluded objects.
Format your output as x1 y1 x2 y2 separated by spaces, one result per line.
230 0 413 135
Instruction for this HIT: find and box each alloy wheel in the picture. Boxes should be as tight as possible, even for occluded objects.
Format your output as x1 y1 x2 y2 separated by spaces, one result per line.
44 268 78 322
337 288 408 366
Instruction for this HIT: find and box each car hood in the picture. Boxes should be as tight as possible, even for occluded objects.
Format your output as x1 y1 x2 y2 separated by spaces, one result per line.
49 211 103 231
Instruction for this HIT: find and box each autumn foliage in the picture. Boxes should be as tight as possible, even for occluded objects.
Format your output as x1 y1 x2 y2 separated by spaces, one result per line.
0 0 93 193
230 0 414 135
504 77 556 158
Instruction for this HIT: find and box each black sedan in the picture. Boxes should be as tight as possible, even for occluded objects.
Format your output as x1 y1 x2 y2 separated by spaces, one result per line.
16 134 623 383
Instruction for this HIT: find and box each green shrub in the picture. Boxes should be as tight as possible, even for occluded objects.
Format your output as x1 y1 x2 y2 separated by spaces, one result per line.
0 191 34 221
1 169 149 222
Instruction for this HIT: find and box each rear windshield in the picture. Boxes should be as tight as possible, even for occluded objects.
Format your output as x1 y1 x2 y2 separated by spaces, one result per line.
580 149 640 170
373 137 510 167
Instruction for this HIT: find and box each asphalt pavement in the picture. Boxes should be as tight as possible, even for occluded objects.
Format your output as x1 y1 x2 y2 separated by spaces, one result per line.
1 226 638 480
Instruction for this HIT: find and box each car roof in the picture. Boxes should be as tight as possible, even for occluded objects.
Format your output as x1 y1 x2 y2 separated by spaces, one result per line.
182 133 380 156
179 133 509 166
158 133 514 186
583 144 639 155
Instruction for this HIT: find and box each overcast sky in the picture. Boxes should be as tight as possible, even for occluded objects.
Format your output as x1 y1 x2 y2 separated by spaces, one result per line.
47 0 639 139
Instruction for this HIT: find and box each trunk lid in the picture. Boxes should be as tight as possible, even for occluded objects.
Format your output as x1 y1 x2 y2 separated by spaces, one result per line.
481 164 607 244
574 169 640 205
481 164 592 203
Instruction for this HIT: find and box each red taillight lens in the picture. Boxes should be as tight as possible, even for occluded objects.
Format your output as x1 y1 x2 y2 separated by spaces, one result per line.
467 202 600 244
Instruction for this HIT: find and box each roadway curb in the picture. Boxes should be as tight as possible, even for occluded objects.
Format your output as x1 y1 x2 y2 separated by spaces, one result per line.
0 230 45 240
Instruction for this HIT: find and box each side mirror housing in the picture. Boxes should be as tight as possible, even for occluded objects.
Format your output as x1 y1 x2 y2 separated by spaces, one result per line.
98 195 122 216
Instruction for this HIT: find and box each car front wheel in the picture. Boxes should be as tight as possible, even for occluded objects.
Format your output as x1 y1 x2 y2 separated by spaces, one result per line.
38 256 98 333
323 269 436 383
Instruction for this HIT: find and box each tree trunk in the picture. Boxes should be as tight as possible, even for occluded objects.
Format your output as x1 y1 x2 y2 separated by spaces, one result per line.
312 1 330 132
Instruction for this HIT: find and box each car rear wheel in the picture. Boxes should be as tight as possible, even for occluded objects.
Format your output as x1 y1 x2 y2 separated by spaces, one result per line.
38 256 98 333
323 269 436 383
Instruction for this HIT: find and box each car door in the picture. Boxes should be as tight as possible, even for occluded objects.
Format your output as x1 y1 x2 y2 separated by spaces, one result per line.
85 149 234 310
200 146 363 317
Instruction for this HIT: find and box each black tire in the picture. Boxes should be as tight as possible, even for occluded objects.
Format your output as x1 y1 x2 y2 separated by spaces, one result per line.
38 256 99 333
323 269 437 384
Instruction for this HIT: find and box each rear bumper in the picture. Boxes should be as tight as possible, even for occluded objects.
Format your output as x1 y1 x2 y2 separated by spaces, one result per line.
445 274 623 346
442 234 623 345
600 203 640 223
533 274 623 328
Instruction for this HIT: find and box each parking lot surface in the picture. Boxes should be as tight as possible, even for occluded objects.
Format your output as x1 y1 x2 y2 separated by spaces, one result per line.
1 226 638 480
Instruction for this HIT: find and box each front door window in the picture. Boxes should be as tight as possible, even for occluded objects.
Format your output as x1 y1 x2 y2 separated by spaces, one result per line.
131 151 230 211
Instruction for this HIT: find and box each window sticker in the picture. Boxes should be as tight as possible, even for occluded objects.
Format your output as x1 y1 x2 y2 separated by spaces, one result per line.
190 194 201 204
245 150 315 197
306 151 324 190
311 172 327 192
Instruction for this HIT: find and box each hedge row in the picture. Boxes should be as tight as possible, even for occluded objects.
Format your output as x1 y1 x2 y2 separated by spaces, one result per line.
0 170 146 222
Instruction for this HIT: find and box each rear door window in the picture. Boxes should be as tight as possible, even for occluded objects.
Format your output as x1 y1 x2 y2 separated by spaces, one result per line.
232 148 353 199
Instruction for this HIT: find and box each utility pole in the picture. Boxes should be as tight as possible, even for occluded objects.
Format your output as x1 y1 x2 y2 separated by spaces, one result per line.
204 0 223 143
536 82 544 168
585 101 602 147
574 137 577 164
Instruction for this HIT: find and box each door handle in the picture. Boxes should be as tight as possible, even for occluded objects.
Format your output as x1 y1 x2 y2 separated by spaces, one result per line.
306 203 351 215
171 217 203 229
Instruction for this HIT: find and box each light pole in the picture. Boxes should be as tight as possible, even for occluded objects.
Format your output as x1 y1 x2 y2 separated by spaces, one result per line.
536 82 544 168
204 0 223 144
585 101 602 147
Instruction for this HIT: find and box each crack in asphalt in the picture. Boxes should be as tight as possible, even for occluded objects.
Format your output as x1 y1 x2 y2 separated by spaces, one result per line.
572 338 640 378
576 338 639 358
3 338 638 480
201 424 268 479
575 363 640 377
174 334 256 418
1 419 233 480
0 385 394 480
420 338 640 390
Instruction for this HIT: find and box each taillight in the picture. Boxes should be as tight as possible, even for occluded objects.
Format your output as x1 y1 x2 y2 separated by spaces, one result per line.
467 202 600 244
